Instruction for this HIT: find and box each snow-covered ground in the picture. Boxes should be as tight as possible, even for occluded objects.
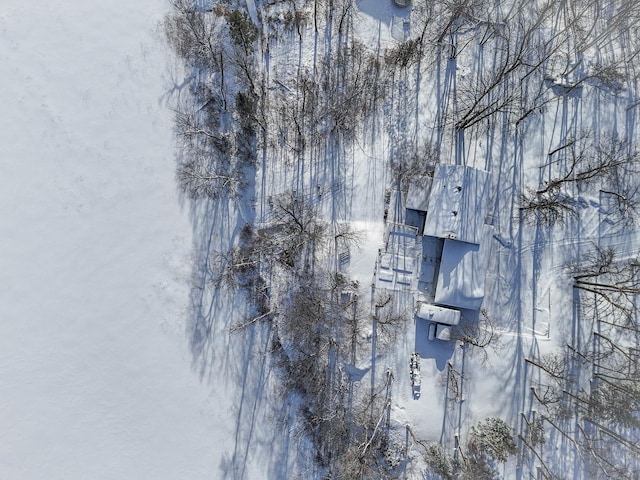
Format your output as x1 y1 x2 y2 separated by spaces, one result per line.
5 0 639 477
0 2 247 478
256 0 640 476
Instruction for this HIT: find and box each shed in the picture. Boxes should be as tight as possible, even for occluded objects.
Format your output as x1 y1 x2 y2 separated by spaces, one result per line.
414 303 461 325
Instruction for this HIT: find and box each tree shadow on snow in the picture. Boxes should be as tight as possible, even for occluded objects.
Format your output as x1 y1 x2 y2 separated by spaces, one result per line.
216 320 307 480
356 0 410 25
181 187 302 478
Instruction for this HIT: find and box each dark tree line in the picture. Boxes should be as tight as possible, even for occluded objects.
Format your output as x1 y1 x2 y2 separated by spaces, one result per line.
165 0 260 201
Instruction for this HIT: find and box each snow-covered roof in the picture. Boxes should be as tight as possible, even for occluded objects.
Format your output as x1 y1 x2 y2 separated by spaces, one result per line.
405 176 433 213
415 303 461 325
424 165 491 245
434 225 493 310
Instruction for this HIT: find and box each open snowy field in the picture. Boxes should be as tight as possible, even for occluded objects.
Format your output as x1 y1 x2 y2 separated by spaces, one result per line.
0 1 254 478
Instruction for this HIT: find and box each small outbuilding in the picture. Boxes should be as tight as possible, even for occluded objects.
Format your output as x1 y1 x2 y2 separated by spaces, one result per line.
415 303 461 325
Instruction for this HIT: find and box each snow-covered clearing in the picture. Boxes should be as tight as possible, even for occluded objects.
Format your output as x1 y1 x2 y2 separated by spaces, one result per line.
0 2 289 478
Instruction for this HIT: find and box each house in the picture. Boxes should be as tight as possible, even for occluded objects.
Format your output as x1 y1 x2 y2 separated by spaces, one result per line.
411 164 493 312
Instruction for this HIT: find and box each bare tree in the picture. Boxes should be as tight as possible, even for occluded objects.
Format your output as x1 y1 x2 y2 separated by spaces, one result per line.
422 442 456 480
226 10 260 93
334 222 364 256
451 309 501 365
420 417 517 480
568 245 640 325
390 139 437 192
164 0 224 71
440 361 467 405
526 353 569 416
384 39 423 70
271 270 400 476
521 135 639 226
467 417 518 463
165 2 264 202
519 188 577 226
453 0 564 131
173 103 248 200
373 292 409 354
525 353 567 383
176 154 241 200
535 312 640 478
538 135 636 195
267 191 328 268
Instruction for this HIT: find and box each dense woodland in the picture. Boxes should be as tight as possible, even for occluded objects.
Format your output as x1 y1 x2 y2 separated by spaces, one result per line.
165 0 640 478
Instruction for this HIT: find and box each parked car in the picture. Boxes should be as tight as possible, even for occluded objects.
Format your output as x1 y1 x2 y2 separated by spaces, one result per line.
427 322 453 341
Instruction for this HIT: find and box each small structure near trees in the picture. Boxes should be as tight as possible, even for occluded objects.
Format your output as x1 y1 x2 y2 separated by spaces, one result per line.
415 303 461 341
